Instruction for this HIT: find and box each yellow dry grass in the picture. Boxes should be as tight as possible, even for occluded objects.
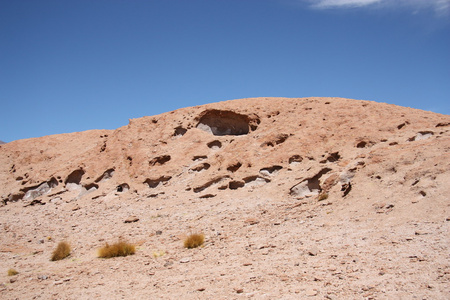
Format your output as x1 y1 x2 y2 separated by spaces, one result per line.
98 241 136 258
184 233 205 249
51 241 71 261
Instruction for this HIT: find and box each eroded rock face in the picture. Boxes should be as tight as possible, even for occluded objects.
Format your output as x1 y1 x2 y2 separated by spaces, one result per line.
0 97 449 299
196 109 260 136
289 168 331 198
1 97 448 205
22 178 58 201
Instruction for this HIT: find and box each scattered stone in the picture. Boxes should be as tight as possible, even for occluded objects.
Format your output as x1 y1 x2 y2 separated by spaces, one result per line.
24 199 45 207
245 218 259 225
180 257 191 263
155 230 163 235
308 246 319 256
124 216 139 223
305 289 318 296
374 203 394 214
415 231 429 236
50 197 63 205
280 275 289 281
235 288 244 294
163 261 173 267
199 193 215 198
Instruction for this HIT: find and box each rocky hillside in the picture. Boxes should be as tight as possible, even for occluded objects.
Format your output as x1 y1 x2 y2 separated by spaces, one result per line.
1 97 449 299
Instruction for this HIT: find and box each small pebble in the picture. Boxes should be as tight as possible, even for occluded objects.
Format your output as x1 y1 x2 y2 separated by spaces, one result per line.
180 257 190 263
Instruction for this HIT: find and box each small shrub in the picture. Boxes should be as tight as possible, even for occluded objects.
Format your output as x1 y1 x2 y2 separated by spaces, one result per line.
98 241 136 258
317 192 329 201
7 268 18 276
51 241 71 261
184 233 204 249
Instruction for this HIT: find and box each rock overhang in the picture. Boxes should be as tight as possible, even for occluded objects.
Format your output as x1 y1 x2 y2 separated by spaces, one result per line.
195 109 260 136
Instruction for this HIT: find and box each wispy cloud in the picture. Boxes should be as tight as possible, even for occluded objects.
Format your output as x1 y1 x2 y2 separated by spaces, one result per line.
311 0 382 9
307 0 450 15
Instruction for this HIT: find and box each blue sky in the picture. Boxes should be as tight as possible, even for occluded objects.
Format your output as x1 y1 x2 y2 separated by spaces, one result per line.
1 0 449 142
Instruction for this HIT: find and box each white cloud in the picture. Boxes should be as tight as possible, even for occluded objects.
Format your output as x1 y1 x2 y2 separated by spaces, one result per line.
311 0 382 8
307 0 450 15
410 0 450 15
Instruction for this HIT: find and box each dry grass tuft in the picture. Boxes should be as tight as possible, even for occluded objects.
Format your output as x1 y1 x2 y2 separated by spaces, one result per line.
98 241 136 258
7 268 19 276
51 241 71 261
184 233 205 249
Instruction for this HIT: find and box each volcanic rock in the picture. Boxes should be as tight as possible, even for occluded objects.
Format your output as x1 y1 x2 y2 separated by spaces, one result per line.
0 97 449 299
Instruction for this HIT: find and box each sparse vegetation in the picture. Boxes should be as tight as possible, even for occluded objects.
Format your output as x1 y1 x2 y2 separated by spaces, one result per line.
184 233 205 249
318 192 329 201
98 241 136 258
51 241 71 261
7 268 18 276
152 250 165 258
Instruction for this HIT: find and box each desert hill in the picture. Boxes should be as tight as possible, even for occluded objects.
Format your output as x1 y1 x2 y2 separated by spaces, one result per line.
0 97 449 299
